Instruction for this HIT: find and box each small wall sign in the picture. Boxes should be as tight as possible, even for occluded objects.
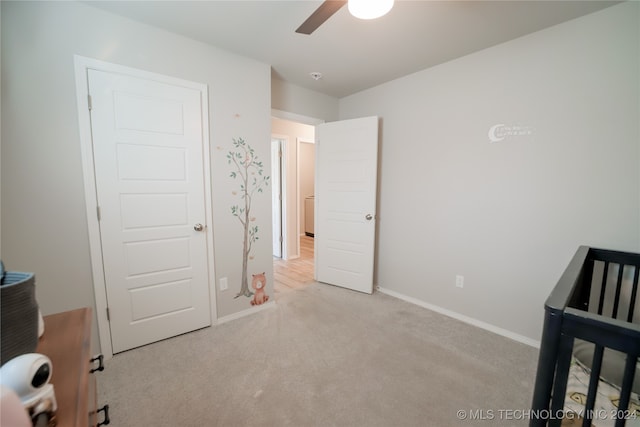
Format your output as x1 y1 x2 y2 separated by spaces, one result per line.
488 123 534 143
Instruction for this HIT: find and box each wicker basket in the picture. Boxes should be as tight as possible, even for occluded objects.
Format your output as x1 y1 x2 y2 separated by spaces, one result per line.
1 271 39 365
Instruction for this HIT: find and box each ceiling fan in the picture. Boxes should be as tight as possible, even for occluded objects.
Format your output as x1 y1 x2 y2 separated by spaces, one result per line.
295 1 346 35
295 0 394 35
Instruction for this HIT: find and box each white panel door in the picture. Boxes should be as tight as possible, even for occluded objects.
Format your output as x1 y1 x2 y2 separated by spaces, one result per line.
88 69 211 353
315 116 378 294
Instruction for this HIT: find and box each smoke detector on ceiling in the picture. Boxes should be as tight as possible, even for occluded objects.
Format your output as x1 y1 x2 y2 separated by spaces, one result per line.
309 72 323 81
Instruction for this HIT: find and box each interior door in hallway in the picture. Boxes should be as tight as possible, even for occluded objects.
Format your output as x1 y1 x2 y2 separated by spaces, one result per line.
315 116 379 294
88 69 212 353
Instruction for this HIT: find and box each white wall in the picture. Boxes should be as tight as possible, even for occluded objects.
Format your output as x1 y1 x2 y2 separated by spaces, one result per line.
271 117 315 258
339 2 640 342
272 75 339 123
1 1 273 345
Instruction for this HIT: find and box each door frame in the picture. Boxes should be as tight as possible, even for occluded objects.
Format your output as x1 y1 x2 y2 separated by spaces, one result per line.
297 138 315 246
271 109 324 261
74 56 216 358
271 136 287 259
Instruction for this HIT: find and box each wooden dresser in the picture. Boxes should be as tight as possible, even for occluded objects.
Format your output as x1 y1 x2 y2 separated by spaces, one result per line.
36 308 108 427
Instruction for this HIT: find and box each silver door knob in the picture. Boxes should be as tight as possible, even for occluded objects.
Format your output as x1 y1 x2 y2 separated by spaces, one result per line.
365 214 373 221
194 223 204 231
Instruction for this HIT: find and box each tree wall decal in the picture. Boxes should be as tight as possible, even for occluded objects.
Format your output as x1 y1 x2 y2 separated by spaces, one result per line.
227 138 270 298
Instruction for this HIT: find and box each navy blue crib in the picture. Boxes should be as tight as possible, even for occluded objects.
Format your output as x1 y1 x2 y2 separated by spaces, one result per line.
531 246 640 427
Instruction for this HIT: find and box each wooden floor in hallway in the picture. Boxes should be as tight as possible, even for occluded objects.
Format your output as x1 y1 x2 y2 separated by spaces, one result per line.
274 235 314 293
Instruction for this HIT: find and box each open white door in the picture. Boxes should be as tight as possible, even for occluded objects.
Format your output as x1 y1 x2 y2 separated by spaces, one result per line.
315 116 378 294
88 68 212 353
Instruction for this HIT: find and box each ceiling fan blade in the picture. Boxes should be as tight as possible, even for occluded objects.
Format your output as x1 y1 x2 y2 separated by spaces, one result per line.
295 1 347 35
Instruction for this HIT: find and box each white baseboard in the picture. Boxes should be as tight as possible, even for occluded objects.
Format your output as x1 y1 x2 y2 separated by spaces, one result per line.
376 286 540 349
216 300 276 325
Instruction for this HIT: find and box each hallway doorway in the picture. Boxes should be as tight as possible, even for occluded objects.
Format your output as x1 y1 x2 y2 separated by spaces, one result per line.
271 115 317 294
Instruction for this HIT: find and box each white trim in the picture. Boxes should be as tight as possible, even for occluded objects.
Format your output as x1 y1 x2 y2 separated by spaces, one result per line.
376 286 540 348
271 134 290 260
73 55 216 359
295 138 301 257
74 56 111 357
216 301 276 324
200 75 217 332
313 134 319 282
279 138 288 261
270 138 283 259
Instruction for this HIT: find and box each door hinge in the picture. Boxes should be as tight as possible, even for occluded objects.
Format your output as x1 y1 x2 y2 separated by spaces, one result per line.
278 149 282 157
106 307 110 321
279 236 283 243
87 94 93 111
96 206 101 221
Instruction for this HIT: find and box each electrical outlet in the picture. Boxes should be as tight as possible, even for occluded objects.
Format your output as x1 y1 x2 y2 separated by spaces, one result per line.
456 275 464 288
219 277 228 291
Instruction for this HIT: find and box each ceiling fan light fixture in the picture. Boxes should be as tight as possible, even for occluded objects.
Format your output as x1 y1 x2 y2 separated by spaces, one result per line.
348 0 394 20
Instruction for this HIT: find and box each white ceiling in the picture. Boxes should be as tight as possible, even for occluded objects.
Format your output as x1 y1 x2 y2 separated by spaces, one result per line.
87 0 618 98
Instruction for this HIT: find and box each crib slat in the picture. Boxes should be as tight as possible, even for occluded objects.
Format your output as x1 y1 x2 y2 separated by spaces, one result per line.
627 266 640 323
614 354 638 427
598 262 610 315
573 258 595 311
582 345 604 427
612 264 625 319
550 335 574 427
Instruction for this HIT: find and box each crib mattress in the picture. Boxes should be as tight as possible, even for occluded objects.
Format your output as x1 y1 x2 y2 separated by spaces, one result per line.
564 358 640 427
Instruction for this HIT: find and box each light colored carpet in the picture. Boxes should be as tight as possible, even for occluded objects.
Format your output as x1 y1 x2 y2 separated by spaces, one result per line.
98 283 538 426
